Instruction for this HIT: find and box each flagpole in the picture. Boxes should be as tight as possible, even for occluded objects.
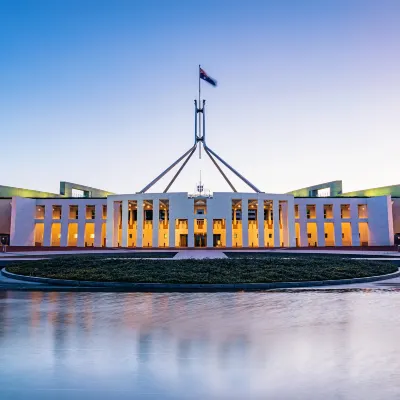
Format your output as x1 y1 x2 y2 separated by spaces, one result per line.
198 64 201 105
198 64 202 159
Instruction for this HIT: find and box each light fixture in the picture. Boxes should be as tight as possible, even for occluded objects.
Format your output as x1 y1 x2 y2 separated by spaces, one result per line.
90 234 95 239
74 234 78 238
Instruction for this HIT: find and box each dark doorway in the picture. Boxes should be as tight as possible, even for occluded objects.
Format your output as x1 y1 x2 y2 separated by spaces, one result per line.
179 234 188 247
194 234 207 247
213 234 221 247
0 234 9 246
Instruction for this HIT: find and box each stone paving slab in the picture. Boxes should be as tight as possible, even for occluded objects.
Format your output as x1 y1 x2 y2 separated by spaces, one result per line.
173 250 227 259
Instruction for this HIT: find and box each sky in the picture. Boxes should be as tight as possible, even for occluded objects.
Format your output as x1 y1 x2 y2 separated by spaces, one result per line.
1 0 400 195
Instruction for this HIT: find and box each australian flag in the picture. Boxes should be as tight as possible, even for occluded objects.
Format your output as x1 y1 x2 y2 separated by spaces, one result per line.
200 68 217 87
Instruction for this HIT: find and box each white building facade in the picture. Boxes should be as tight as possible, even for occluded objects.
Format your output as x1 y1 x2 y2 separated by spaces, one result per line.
4 192 395 248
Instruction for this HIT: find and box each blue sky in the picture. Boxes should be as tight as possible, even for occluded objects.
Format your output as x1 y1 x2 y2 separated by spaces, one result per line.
1 0 399 194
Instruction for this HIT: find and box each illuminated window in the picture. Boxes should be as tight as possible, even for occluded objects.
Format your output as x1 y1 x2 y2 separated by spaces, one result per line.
35 206 45 219
358 205 368 218
341 205 351 219
306 205 316 219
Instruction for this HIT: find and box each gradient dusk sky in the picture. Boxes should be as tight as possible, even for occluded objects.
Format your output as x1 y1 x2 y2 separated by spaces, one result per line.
1 0 399 195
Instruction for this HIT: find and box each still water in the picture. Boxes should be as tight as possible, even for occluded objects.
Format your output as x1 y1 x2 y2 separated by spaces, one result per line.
1 290 400 399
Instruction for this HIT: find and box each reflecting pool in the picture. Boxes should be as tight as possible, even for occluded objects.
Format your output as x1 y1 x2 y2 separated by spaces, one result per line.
1 290 400 399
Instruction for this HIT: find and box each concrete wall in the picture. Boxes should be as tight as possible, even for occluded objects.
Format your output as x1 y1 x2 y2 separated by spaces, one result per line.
60 182 114 197
294 196 394 247
393 198 400 234
10 197 107 247
106 192 295 248
343 184 400 197
0 185 59 198
287 181 343 197
367 196 394 246
10 197 36 246
0 181 113 199
5 193 396 248
0 198 12 234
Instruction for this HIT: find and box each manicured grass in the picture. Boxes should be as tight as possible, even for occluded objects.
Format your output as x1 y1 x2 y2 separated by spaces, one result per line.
224 252 399 259
1 252 178 259
5 255 398 284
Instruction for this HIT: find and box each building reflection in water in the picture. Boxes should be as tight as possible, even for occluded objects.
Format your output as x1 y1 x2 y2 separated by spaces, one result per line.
0 290 400 398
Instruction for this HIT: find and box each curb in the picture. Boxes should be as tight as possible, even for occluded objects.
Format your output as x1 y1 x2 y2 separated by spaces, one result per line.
2 268 400 292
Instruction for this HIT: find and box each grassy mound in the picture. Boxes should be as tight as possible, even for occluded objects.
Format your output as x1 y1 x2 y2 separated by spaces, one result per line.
5 255 398 284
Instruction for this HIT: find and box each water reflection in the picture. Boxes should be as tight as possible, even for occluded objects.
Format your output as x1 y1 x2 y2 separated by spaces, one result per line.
1 290 400 399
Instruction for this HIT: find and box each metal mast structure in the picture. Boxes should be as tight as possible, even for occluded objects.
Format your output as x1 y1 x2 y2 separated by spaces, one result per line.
139 66 262 194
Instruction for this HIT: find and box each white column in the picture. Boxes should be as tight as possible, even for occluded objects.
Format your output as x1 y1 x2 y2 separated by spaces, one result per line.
60 205 69 247
316 202 325 247
94 222 103 247
106 199 115 247
273 199 280 247
333 203 342 246
281 201 289 247
351 203 360 246
43 205 52 247
287 197 296 247
226 203 233 248
242 199 249 247
94 204 103 247
169 217 175 247
257 200 265 247
207 217 213 247
299 203 308 247
136 199 143 248
168 201 175 247
188 217 195 247
152 199 159 248
77 204 86 247
121 200 128 247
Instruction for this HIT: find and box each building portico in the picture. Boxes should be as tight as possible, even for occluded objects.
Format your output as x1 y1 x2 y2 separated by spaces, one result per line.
105 192 296 249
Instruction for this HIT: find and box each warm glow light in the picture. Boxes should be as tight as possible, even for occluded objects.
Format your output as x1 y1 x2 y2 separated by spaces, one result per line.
90 234 95 238
74 234 78 238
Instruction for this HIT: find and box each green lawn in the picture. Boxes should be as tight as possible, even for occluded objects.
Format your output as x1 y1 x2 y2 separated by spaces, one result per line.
5 255 398 284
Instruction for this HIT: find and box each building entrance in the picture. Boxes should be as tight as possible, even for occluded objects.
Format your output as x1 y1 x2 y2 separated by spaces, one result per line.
179 234 188 247
213 234 221 247
194 234 206 247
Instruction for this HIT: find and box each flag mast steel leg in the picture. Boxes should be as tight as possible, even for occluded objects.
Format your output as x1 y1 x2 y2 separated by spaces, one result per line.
138 65 262 194
138 145 197 193
163 146 197 193
204 147 237 192
204 145 262 193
